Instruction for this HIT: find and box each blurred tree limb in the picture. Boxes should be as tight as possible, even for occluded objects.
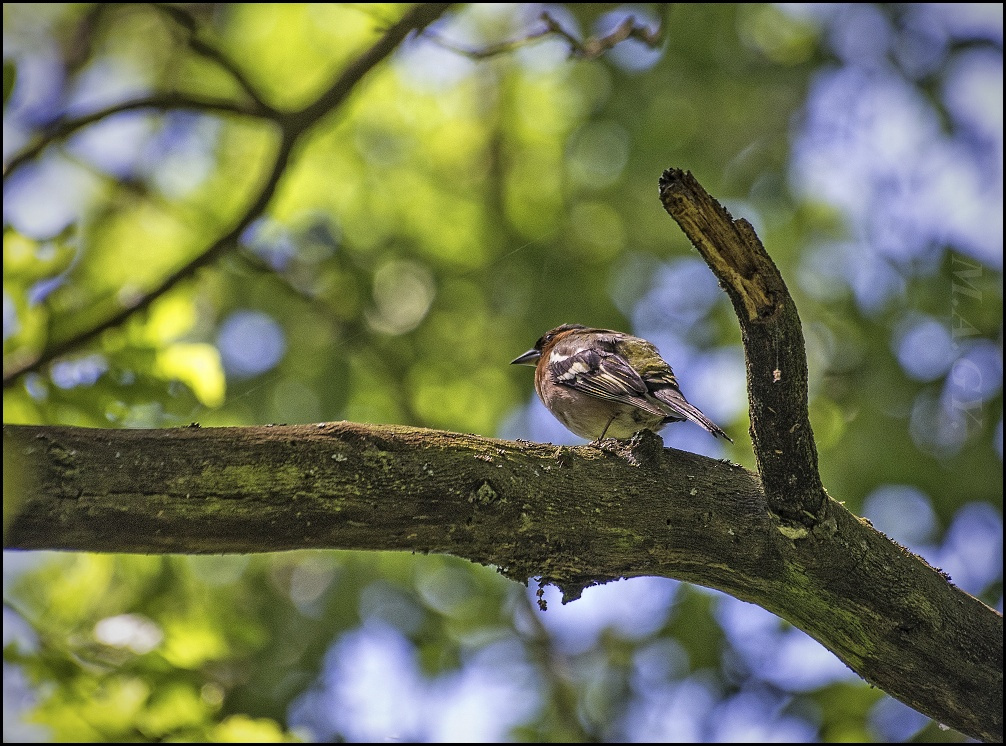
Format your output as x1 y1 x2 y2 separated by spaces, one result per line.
428 5 666 60
1 1 666 389
3 418 1002 742
1 2 453 388
1 93 275 180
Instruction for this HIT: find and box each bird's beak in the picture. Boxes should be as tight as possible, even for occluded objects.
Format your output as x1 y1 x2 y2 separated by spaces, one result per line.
510 349 541 366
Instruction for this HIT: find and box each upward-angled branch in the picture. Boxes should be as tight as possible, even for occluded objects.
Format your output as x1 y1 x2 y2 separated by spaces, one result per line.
657 167 1001 737
659 168 824 530
428 5 666 61
1 129 297 389
152 3 277 113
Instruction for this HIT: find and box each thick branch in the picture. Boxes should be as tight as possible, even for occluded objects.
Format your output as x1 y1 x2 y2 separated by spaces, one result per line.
658 168 824 530
3 422 1001 742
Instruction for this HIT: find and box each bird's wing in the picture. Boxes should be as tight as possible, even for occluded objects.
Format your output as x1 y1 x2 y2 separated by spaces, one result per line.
548 348 668 417
548 343 733 441
651 386 731 440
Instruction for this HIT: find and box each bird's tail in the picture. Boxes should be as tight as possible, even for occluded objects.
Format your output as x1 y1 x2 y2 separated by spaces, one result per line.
654 389 733 442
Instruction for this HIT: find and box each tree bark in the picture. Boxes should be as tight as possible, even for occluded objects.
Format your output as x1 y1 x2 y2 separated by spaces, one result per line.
659 168 824 530
2 421 1002 742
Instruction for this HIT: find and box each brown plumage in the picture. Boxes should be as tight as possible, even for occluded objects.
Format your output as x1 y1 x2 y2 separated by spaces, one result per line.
512 324 731 442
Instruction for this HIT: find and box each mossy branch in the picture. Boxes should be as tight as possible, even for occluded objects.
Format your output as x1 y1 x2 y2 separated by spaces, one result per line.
2 421 1001 742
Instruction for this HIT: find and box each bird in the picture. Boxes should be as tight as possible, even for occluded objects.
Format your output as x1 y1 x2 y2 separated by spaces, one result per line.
511 324 732 442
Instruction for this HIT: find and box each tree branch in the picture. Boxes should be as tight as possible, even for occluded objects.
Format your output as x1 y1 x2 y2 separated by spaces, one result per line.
2 93 270 182
1 129 297 388
1 3 453 390
658 168 825 531
3 422 1001 742
291 3 453 129
428 6 666 62
151 2 275 113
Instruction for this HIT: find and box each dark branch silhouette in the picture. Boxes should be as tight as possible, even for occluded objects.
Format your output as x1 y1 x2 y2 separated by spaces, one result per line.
428 6 666 61
2 3 453 389
2 93 271 182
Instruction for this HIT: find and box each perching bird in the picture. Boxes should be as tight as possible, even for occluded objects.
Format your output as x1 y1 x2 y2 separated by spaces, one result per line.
511 324 731 442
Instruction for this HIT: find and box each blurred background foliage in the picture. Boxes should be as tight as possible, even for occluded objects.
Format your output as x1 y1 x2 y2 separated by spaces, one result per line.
2 3 1002 742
